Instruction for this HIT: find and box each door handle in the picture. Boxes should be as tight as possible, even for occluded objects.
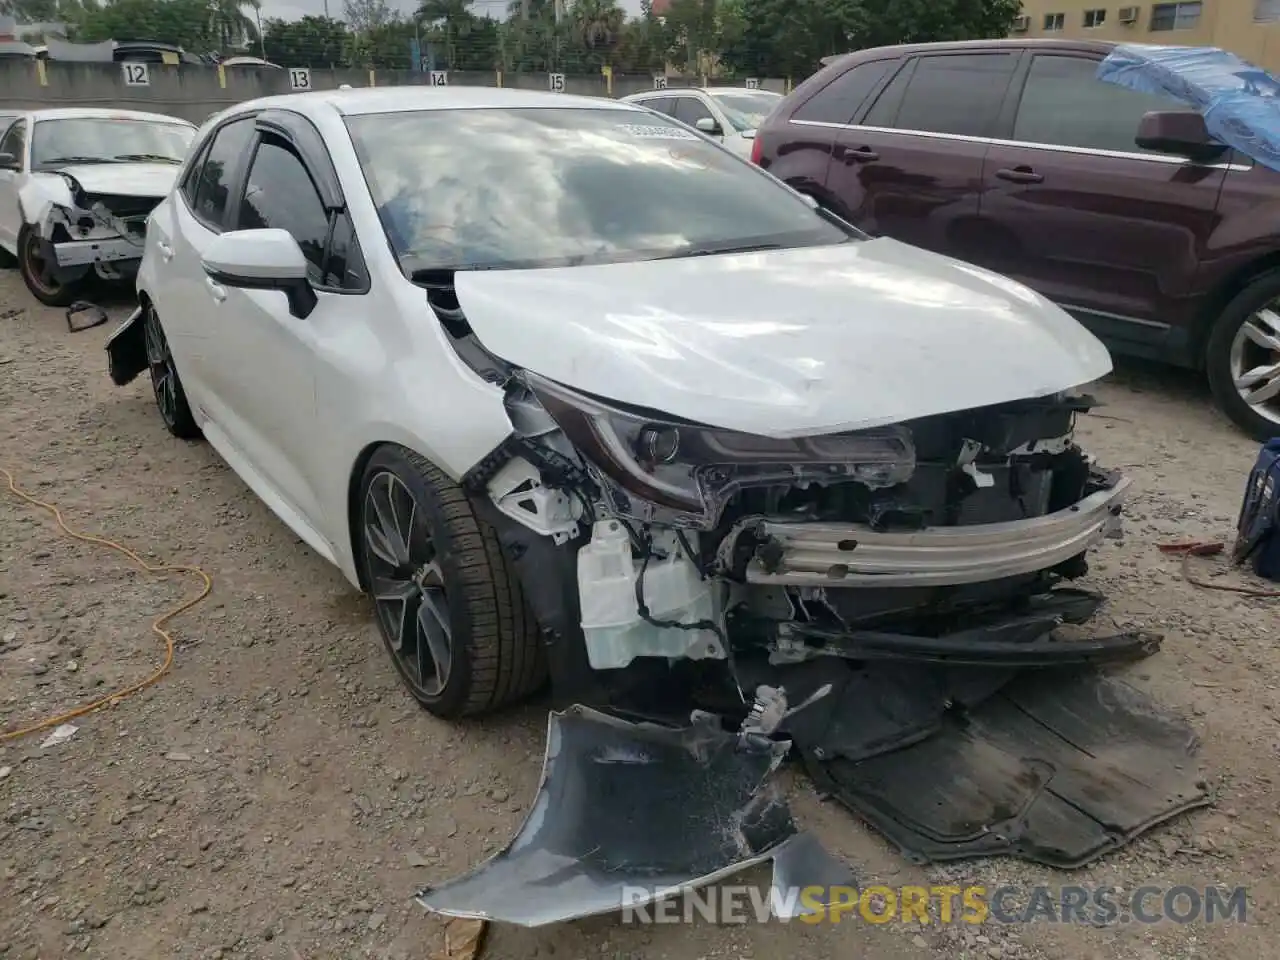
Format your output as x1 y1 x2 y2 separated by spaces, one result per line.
156 240 173 261
204 277 227 302
838 145 879 164
995 166 1044 184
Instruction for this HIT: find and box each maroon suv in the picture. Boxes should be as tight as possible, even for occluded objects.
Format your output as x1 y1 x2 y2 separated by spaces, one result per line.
753 38 1280 440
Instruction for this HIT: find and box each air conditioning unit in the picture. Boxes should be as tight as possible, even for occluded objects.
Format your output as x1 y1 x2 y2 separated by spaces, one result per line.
1118 5 1140 22
1012 14 1030 30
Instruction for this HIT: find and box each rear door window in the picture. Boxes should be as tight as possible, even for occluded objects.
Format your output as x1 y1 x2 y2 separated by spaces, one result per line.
864 53 1019 138
190 116 256 230
1012 53 1188 154
794 60 894 125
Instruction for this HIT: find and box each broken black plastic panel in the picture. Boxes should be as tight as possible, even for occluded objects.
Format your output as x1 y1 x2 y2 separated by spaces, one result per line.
416 705 855 926
66 300 110 333
792 665 1211 868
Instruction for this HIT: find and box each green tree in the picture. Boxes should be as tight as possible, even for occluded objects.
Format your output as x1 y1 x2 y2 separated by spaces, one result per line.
261 13 348 66
660 0 716 73
720 0 1022 79
69 0 219 49
343 0 394 32
414 0 500 71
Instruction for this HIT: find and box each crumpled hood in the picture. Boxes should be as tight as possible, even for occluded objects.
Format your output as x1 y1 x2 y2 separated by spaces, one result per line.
40 162 179 198
453 238 1113 438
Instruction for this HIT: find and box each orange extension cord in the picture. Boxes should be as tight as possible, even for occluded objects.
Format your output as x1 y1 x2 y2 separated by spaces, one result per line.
0 466 212 742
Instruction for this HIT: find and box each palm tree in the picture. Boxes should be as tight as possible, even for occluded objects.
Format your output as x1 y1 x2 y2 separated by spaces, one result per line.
207 0 259 51
571 0 621 47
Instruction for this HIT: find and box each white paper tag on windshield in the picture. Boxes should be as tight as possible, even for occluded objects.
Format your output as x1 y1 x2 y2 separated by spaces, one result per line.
616 123 699 140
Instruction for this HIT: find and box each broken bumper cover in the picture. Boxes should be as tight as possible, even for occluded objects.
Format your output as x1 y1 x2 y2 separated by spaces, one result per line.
730 476 1131 587
51 235 144 268
416 705 854 926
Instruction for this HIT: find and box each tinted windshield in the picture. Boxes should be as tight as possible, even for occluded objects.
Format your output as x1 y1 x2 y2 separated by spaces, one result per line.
30 117 195 170
345 107 848 273
710 91 782 132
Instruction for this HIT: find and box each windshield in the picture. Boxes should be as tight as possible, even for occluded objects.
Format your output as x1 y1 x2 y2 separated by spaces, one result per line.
30 117 195 170
345 107 849 274
709 91 783 132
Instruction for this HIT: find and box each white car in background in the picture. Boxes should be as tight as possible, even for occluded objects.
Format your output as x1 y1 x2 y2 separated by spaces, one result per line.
621 86 783 158
0 107 197 305
104 86 1129 731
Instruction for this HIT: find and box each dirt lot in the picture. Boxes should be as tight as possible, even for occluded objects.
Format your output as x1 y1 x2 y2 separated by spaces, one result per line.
1 269 1279 960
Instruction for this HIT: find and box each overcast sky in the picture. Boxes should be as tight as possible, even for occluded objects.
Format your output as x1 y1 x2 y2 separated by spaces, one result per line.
255 0 646 24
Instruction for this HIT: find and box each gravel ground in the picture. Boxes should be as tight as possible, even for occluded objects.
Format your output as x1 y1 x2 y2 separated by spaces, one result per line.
1 270 1278 960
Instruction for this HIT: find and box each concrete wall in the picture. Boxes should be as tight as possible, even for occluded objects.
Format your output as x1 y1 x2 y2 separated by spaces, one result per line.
0 60 789 123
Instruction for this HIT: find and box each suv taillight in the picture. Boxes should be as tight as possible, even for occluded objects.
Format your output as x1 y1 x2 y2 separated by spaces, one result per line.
750 134 762 165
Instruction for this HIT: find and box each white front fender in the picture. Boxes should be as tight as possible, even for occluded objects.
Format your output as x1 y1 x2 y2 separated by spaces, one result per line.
18 176 73 237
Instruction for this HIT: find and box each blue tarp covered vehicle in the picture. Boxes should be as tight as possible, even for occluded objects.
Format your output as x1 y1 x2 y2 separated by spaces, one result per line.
1097 43 1280 173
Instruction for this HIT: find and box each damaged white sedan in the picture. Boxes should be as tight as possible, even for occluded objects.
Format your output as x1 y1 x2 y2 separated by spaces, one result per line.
107 88 1210 907
0 108 196 305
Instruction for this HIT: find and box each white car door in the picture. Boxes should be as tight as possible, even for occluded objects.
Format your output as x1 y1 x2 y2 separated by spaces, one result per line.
196 129 364 539
156 114 258 411
0 117 29 255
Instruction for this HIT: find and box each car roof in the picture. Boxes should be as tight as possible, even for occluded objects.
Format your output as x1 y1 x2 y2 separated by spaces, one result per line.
624 86 780 100
826 36 1118 65
25 106 196 126
705 87 782 95
225 86 643 120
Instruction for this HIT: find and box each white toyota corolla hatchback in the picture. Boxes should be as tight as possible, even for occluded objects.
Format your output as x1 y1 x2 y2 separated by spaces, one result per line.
107 86 1130 723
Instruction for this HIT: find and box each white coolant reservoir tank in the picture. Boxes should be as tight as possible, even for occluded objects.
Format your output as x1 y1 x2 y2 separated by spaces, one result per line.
577 520 723 670
577 519 638 644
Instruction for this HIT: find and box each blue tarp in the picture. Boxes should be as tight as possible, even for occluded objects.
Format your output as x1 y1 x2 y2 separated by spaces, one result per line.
1097 43 1280 173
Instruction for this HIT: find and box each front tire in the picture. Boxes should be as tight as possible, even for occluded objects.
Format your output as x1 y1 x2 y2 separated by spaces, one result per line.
143 305 200 439
355 445 546 719
1207 271 1280 442
18 226 86 307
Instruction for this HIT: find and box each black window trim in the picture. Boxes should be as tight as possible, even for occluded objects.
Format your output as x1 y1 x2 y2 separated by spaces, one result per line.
183 111 260 234
994 49 1250 168
789 47 1251 172
230 124 369 296
787 56 900 127
854 49 1022 137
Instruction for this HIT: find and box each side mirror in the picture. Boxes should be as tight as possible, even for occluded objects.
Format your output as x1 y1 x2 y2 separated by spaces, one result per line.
0 152 18 171
1136 110 1226 162
200 228 317 319
695 116 723 136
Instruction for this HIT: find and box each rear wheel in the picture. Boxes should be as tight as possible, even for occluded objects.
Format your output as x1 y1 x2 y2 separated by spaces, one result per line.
143 305 200 439
355 445 546 718
18 225 86 307
1206 271 1280 442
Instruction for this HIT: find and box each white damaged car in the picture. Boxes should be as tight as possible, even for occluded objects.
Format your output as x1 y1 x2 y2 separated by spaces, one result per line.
0 108 197 305
105 88 1212 905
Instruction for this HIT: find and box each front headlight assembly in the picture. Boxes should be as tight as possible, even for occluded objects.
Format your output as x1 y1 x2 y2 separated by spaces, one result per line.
523 373 916 526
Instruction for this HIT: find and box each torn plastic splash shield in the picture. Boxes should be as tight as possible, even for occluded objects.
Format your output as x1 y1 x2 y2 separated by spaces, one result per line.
793 666 1212 868
415 705 854 926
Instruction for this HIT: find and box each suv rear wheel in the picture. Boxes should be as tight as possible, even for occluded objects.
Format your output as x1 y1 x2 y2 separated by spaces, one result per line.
1207 271 1280 442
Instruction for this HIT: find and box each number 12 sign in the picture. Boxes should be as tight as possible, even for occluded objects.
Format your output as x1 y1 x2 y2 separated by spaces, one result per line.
122 62 150 86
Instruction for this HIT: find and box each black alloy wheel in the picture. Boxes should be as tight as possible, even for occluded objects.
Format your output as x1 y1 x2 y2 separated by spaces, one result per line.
355 445 546 719
143 305 200 439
